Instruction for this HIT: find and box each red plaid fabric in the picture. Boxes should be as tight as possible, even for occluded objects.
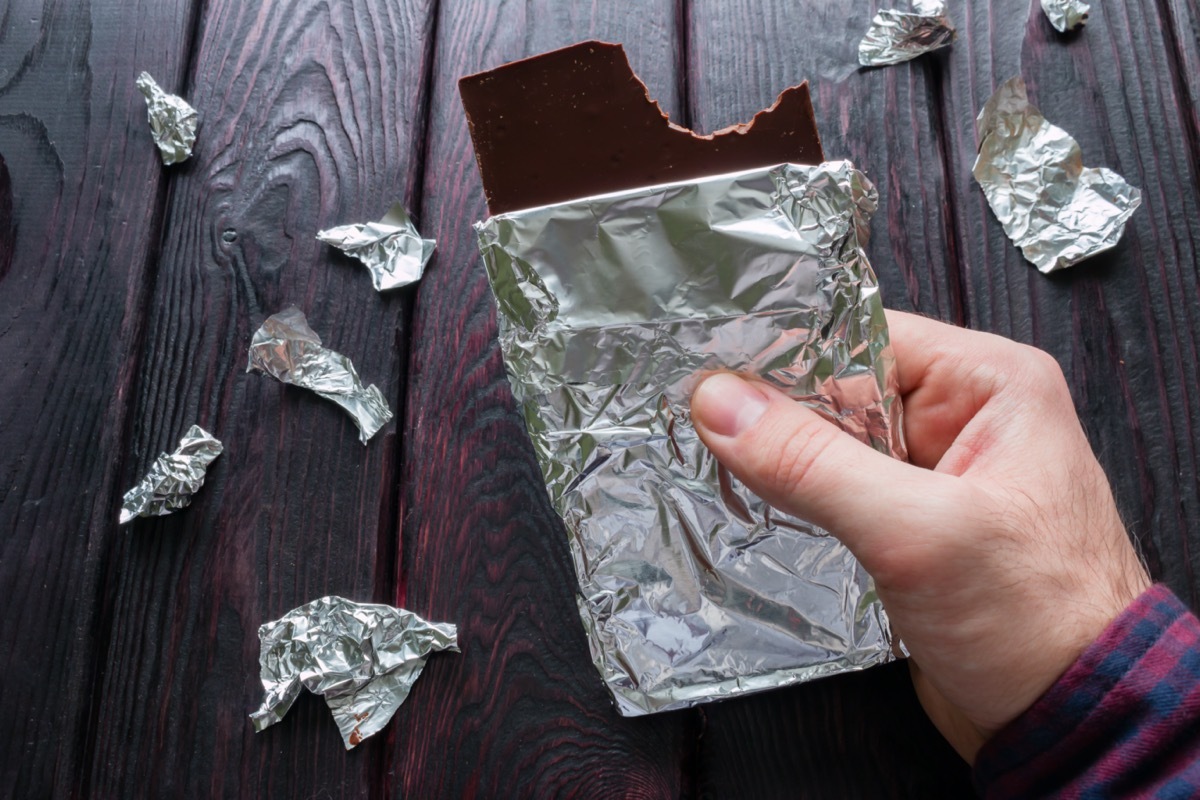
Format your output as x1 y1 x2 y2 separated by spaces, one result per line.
974 584 1200 798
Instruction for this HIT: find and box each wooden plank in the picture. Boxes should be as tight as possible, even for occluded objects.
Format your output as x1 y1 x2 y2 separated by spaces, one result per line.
1162 0 1200 175
685 1 973 794
390 1 695 795
79 1 435 796
0 1 199 796
936 0 1200 605
695 663 970 798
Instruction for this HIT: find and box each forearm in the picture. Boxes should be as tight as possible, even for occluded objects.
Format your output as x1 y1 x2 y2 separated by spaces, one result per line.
974 585 1200 797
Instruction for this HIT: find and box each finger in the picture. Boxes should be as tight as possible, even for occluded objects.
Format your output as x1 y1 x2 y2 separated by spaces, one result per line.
886 311 984 468
883 310 954 396
690 372 963 560
884 310 1021 470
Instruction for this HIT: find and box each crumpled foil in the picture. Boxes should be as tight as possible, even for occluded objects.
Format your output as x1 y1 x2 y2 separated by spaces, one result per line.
858 0 956 66
476 161 904 715
1041 0 1089 32
246 306 393 443
135 72 198 165
973 76 1142 273
249 596 458 749
317 203 437 291
119 425 223 524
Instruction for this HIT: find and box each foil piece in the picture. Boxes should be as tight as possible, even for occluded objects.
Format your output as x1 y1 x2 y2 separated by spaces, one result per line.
1041 0 1090 32
317 203 436 292
135 72 198 165
246 306 393 443
973 77 1142 273
119 425 223 524
477 161 904 716
249 596 458 749
858 0 956 66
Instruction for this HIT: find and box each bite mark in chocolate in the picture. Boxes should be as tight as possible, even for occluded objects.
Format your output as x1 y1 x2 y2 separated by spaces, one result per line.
459 41 825 215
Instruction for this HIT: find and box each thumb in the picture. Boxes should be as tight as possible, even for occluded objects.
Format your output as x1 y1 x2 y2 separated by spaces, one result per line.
690 372 959 559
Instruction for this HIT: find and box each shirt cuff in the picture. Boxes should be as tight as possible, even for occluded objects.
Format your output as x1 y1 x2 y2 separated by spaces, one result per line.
973 584 1200 797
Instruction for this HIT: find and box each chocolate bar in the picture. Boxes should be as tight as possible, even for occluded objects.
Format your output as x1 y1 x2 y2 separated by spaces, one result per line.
459 41 824 215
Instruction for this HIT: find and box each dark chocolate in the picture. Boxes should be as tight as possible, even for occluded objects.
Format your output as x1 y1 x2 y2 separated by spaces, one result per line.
459 41 825 215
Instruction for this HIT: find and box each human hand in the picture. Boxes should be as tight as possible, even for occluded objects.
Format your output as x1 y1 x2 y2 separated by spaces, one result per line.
690 310 1150 762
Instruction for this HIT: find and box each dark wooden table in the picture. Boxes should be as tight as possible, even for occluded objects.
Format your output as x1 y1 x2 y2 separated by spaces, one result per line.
2 0 1197 796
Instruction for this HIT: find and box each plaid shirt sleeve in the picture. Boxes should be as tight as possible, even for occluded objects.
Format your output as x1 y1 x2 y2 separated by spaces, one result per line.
973 584 1200 799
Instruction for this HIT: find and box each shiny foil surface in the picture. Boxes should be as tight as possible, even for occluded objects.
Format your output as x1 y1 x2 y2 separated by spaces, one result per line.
974 77 1142 273
247 306 393 443
135 72 198 165
1041 0 1090 32
317 202 437 291
249 596 458 749
119 425 223 524
477 162 904 716
858 0 955 67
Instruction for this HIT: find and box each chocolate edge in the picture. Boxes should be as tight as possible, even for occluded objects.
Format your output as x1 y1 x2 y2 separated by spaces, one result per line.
460 41 824 215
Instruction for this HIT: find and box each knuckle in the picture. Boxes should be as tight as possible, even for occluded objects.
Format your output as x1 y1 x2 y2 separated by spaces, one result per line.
763 417 840 497
998 342 1071 402
1028 346 1065 380
1027 348 1073 400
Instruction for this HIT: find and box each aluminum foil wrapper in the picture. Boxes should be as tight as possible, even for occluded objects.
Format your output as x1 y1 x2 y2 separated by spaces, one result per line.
249 596 458 749
476 161 904 716
246 306 393 443
119 425 223 524
973 77 1142 273
317 203 436 291
136 72 198 165
1041 0 1090 32
858 0 955 67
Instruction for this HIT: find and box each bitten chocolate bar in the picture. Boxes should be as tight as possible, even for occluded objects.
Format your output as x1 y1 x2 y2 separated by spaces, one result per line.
459 41 823 214
460 43 902 715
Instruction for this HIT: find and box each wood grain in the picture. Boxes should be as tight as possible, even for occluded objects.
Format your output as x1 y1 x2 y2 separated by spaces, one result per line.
685 0 973 794
0 1 198 795
937 0 1200 606
696 662 970 799
389 1 696 796
78 1 435 796
1162 0 1200 181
